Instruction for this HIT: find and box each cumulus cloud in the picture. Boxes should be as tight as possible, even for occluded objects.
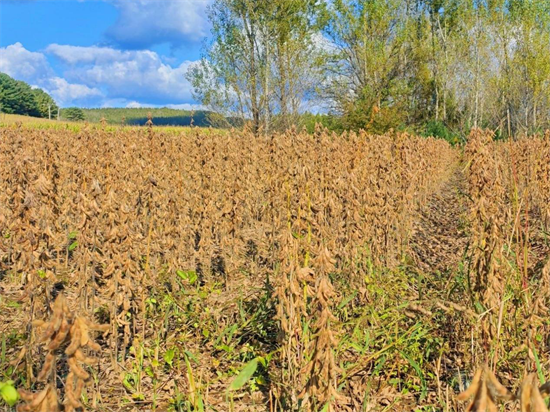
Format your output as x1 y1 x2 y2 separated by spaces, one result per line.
103 0 211 49
46 44 197 104
1 42 199 107
166 103 205 110
124 101 205 110
0 43 103 106
44 77 103 104
0 42 53 82
126 101 146 108
45 44 131 65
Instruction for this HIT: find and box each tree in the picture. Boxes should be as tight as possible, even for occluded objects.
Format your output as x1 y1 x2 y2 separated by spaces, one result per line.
268 0 328 130
183 0 550 136
32 88 59 119
459 0 491 130
63 107 85 122
0 73 41 117
510 0 550 131
187 0 324 134
186 0 267 133
0 72 60 119
321 0 412 131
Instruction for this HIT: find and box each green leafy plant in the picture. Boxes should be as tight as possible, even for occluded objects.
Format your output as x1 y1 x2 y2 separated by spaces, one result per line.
176 270 198 285
0 380 19 407
229 357 258 391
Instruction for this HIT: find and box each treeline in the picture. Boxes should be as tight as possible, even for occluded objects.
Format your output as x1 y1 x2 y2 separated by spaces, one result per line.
80 108 215 127
188 0 550 138
0 73 59 119
54 106 335 132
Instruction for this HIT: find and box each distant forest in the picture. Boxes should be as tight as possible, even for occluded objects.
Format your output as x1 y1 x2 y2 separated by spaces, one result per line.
0 73 224 128
4 0 550 141
189 0 550 139
0 73 59 119
81 108 215 127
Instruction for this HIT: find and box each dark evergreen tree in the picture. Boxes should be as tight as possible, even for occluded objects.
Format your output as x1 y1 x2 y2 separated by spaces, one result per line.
32 88 59 119
0 72 59 119
62 107 86 121
0 73 41 117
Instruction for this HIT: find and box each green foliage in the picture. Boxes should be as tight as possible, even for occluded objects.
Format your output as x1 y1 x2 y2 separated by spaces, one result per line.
0 72 45 118
300 112 343 133
32 88 58 119
62 107 85 122
0 380 19 407
176 270 197 285
342 98 407 134
228 358 258 391
80 107 216 127
422 120 460 145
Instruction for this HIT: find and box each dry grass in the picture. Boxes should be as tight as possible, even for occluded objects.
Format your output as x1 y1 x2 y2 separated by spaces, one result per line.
0 114 63 125
0 113 218 136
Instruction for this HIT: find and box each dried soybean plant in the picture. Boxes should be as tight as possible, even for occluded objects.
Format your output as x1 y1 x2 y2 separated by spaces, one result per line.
520 374 549 412
464 129 508 311
458 367 550 412
0 123 459 410
274 243 343 411
17 293 109 412
457 365 514 411
273 235 314 408
464 130 550 370
17 385 59 412
300 248 342 412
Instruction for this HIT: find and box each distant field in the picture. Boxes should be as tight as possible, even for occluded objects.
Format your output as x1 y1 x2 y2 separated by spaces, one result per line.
0 113 219 135
0 113 66 125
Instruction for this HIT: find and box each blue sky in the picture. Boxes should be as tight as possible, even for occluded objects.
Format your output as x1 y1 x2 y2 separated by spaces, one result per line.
0 0 212 108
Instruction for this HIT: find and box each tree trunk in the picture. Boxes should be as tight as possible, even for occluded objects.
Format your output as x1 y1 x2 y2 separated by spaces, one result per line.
242 12 261 135
277 43 288 130
533 99 537 129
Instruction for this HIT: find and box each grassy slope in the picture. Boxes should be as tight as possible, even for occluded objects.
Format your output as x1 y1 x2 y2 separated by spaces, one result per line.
80 107 213 127
0 112 219 135
0 113 66 125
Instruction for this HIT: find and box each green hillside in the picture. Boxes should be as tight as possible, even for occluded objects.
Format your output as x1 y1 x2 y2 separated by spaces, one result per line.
81 107 214 127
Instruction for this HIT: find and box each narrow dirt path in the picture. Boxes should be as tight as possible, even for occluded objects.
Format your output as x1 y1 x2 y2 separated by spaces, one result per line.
410 163 469 275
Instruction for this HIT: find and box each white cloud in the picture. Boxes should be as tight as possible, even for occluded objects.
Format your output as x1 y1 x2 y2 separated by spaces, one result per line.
104 0 212 48
0 43 104 106
44 77 103 105
46 44 197 103
124 102 205 110
45 44 131 65
311 32 337 54
126 101 146 108
0 42 53 81
166 103 205 110
1 42 199 107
